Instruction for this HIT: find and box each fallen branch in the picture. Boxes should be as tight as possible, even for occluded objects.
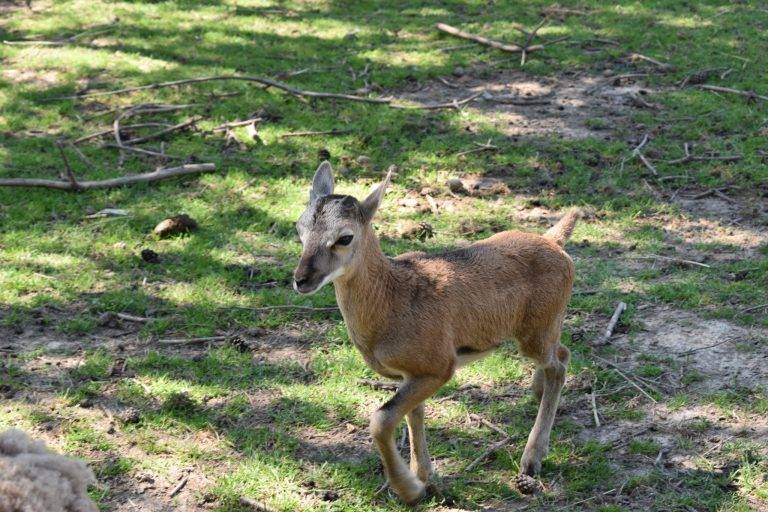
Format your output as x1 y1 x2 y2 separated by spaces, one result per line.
697 84 768 102
49 75 391 104
593 355 658 403
436 23 542 54
0 163 216 190
594 302 626 346
627 254 711 268
464 436 510 472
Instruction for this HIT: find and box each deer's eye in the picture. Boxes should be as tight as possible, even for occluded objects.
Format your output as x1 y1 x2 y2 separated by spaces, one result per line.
335 234 354 247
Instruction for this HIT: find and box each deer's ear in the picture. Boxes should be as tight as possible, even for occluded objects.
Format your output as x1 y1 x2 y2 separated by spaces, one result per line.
310 161 334 203
360 169 392 222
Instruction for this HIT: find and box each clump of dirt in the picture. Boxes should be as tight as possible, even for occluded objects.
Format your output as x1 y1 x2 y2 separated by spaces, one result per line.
395 69 661 139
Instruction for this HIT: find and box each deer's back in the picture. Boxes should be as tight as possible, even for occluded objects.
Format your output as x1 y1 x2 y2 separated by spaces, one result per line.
388 230 574 351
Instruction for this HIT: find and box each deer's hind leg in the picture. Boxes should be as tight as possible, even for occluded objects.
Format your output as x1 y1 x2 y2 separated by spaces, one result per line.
518 326 570 477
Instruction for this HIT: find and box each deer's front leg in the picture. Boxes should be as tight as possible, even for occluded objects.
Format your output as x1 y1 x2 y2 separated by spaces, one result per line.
370 376 445 504
406 403 432 482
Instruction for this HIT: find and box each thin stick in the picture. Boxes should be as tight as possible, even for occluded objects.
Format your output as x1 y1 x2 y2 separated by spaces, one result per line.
665 143 741 164
435 23 544 53
698 84 768 102
676 337 735 356
636 151 658 176
391 90 484 111
743 302 768 313
239 497 278 512
157 335 230 345
629 53 674 71
0 163 216 190
115 312 152 323
279 128 352 139
456 139 498 157
464 437 510 472
521 18 548 66
603 302 627 339
104 142 182 160
627 254 711 268
593 356 657 403
591 385 601 427
74 123 172 144
168 476 188 498
55 141 80 189
49 75 391 104
211 118 263 132
124 116 200 144
469 413 509 438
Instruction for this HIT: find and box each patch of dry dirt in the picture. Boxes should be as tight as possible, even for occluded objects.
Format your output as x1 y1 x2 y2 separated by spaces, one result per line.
633 307 768 390
395 69 659 139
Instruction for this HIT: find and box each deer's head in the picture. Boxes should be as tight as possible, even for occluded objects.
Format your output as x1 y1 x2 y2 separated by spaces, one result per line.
293 161 390 295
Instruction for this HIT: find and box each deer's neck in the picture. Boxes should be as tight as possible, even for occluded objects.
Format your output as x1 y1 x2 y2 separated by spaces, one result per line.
334 229 394 348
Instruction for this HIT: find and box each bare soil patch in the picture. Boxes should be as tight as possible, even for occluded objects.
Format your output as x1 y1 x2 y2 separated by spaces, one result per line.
395 68 660 139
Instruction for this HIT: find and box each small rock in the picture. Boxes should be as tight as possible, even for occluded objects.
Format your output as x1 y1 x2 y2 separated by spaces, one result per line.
153 214 198 238
118 407 141 424
452 66 466 77
78 398 93 408
321 490 339 502
140 249 160 264
345 423 357 433
447 178 466 194
419 186 438 196
318 148 331 162
356 155 371 167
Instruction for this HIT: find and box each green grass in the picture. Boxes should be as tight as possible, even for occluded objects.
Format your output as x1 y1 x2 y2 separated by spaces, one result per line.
1 1 767 511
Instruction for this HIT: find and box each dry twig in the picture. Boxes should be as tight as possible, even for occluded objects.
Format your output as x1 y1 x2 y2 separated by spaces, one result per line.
168 477 188 498
697 84 768 102
464 437 510 472
279 128 352 139
239 497 278 512
390 90 484 110
0 163 216 191
594 302 626 345
627 254 711 268
593 355 658 403
435 23 539 53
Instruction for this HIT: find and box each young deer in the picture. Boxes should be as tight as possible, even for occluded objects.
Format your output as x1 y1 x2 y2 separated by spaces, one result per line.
293 162 577 504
